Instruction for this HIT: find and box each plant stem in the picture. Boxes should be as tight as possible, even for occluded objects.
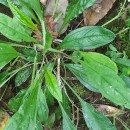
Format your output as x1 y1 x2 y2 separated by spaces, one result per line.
62 77 80 99
115 116 130 130
102 0 126 27
57 54 61 86
52 0 59 17
116 27 129 35
6 57 20 72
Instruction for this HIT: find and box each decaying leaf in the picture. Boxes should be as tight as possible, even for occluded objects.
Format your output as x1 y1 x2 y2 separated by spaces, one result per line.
95 104 122 116
44 16 58 38
0 109 10 130
84 0 116 25
44 0 68 33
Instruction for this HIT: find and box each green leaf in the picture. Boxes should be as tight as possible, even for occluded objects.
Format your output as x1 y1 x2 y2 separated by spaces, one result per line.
0 43 20 69
36 121 43 130
25 0 42 18
9 82 48 126
79 62 130 109
80 52 118 73
22 48 42 62
114 58 130 75
66 52 118 92
45 88 55 106
46 113 55 128
0 0 8 6
60 104 77 130
9 2 38 31
67 52 130 109
62 92 71 116
8 89 27 112
44 31 53 54
19 0 39 23
5 67 45 130
0 0 39 22
66 64 98 92
37 89 49 123
4 85 40 130
122 75 130 89
15 67 32 86
0 72 8 86
0 0 19 6
115 58 130 67
0 13 36 42
45 70 62 102
79 98 117 130
58 26 115 50
59 0 96 33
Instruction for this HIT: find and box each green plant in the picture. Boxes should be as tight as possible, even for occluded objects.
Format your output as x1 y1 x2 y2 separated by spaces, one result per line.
0 0 129 130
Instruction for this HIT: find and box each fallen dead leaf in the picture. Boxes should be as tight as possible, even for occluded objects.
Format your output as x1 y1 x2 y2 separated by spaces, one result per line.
0 109 10 130
44 15 58 37
94 104 122 116
33 16 58 42
84 0 116 26
44 0 68 34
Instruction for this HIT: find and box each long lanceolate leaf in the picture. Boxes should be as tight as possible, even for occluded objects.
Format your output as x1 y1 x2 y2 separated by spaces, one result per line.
66 52 118 92
79 98 117 130
59 104 77 130
80 52 118 73
0 13 36 42
66 64 99 92
37 89 49 123
63 78 117 130
58 26 115 50
67 52 130 109
9 3 38 31
4 67 47 130
45 70 62 102
15 67 32 86
26 0 42 18
4 84 40 130
59 0 96 33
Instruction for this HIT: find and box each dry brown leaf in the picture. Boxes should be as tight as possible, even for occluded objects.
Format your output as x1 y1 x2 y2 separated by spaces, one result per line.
0 109 10 130
44 0 68 33
33 16 58 42
44 15 58 37
94 104 122 116
84 0 116 26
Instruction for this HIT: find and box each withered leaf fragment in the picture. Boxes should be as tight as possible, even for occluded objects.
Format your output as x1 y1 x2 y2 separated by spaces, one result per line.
84 0 116 25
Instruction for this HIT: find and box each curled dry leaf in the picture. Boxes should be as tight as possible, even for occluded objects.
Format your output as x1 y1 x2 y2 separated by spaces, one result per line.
84 0 116 26
95 104 122 116
44 0 68 34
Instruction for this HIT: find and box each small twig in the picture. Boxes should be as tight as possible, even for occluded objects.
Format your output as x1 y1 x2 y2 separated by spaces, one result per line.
63 87 80 111
102 0 127 27
75 19 84 29
76 108 79 127
72 104 75 123
53 39 63 44
116 27 129 35
57 54 61 87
